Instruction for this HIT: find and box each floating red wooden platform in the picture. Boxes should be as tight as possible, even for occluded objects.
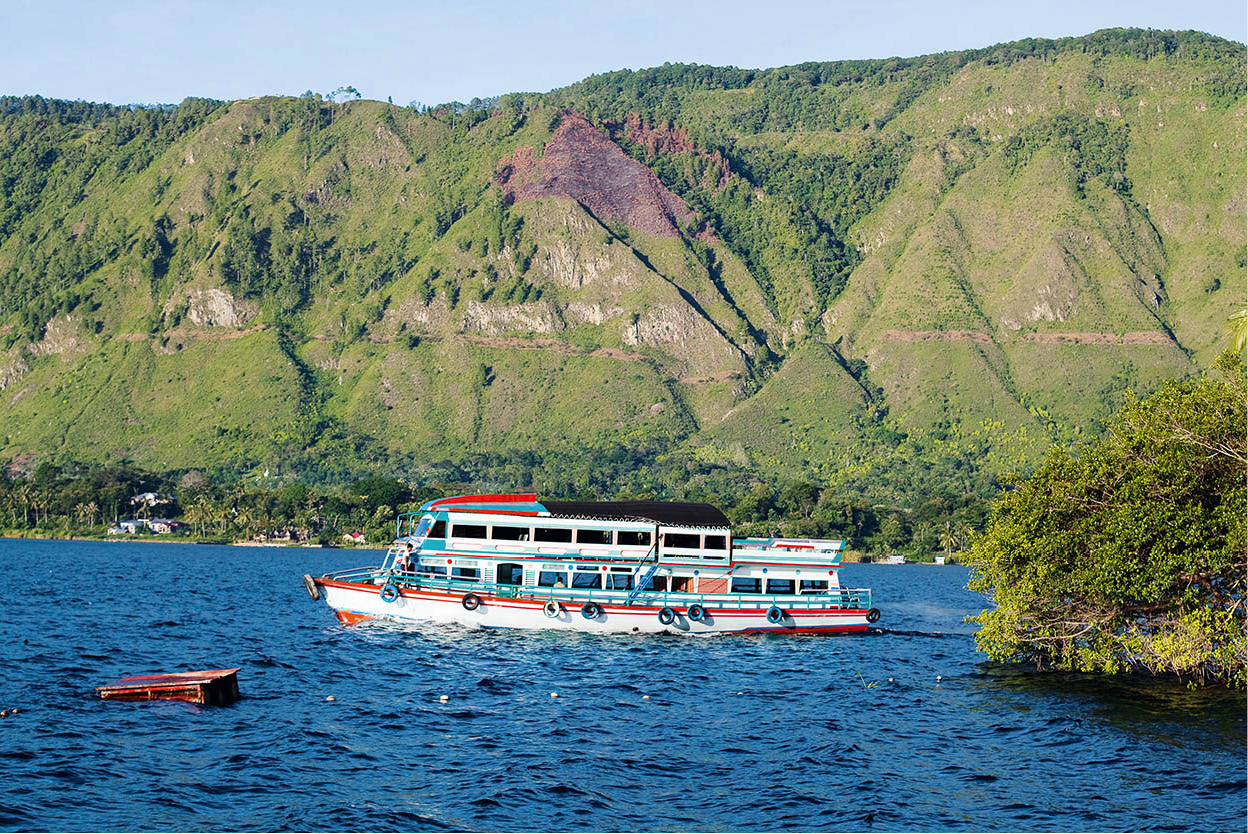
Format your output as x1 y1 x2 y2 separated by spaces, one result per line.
96 668 241 706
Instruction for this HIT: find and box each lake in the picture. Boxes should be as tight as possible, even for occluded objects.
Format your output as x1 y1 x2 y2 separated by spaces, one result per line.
0 538 1242 832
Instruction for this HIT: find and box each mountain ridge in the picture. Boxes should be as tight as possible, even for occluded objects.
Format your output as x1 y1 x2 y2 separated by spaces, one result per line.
0 27 1243 499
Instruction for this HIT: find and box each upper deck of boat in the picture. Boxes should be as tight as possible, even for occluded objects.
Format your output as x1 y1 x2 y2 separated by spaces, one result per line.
399 494 845 567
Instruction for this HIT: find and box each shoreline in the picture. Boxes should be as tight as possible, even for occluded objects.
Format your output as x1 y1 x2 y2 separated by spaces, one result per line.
0 532 388 551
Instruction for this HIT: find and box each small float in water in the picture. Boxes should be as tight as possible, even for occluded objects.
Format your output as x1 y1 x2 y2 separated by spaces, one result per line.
304 494 879 634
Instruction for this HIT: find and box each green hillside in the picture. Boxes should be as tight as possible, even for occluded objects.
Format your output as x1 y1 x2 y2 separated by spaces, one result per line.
0 28 1243 499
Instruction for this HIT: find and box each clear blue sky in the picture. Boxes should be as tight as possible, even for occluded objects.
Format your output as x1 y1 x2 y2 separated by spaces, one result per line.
2 0 1244 106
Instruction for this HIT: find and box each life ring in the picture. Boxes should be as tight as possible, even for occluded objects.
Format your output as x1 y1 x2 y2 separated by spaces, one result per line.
303 574 320 601
461 593 482 611
581 602 602 620
657 607 676 625
380 583 400 603
765 606 785 624
867 608 881 623
687 603 707 622
543 600 561 618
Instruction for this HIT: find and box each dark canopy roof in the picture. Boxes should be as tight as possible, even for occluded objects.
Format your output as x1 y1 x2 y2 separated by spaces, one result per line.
541 500 730 527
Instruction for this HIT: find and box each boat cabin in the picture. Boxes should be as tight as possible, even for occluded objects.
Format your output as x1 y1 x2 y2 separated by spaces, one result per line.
385 494 850 604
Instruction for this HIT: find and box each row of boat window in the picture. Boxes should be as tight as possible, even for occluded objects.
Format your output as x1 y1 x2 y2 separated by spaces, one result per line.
414 563 831 594
427 520 728 551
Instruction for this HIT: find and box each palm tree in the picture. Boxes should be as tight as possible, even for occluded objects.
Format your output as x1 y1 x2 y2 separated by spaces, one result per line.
1228 306 1247 354
15 483 33 527
84 501 99 527
938 521 960 563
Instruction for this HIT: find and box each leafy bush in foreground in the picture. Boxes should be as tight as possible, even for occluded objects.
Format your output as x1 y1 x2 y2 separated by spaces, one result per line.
968 352 1247 687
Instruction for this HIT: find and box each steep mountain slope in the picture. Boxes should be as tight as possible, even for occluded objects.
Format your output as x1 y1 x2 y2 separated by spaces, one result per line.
0 29 1243 495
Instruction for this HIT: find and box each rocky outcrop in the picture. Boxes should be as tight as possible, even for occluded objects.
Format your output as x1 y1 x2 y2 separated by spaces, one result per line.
0 356 28 391
461 301 563 336
496 113 696 238
186 289 255 328
28 317 82 357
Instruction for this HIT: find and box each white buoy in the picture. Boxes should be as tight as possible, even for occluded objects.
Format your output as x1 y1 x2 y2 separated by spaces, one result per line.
325 696 336 701
9 708 16 715
936 676 942 682
0 711 7 717
642 695 650 700
439 695 450 702
888 678 894 683
550 692 558 698
737 691 744 696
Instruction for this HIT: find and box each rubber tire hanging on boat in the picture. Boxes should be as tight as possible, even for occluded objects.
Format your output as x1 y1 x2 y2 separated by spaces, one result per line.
303 574 320 601
657 607 676 625
581 602 602 620
867 608 881 623
380 583 400 603
461 593 482 611
766 606 785 624
543 600 561 618
687 603 707 622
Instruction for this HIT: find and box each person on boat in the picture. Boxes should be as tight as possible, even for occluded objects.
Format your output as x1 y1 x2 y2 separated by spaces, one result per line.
394 542 414 572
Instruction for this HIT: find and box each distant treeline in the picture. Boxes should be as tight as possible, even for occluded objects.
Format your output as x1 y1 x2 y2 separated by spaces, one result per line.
0 461 987 558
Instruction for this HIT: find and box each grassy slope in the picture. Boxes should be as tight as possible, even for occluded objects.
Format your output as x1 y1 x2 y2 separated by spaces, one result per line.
0 30 1243 491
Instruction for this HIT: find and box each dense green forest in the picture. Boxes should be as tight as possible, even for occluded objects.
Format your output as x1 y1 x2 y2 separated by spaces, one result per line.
0 461 986 560
0 28 1243 514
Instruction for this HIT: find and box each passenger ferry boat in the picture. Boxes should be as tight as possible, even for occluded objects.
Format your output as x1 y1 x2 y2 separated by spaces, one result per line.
304 494 879 634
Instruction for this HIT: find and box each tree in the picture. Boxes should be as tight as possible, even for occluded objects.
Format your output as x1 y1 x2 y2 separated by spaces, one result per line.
967 352 1247 687
938 520 960 562
1228 305 1247 354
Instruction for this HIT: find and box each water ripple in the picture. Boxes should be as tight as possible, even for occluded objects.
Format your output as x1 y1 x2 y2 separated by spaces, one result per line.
0 540 1242 832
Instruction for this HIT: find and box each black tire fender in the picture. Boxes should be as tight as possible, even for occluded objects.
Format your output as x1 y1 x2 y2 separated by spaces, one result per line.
303 574 320 601
461 593 482 611
867 608 881 623
658 607 676 625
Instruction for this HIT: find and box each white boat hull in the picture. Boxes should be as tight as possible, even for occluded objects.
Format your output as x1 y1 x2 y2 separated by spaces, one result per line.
318 579 871 634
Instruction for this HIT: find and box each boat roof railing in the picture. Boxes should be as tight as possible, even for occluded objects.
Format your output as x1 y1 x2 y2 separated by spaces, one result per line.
411 494 731 528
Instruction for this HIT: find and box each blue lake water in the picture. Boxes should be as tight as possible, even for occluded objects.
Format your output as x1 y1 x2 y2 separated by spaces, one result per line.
0 538 1243 832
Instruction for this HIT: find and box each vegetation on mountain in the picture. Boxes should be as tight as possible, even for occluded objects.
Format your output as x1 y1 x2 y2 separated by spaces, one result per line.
0 28 1243 511
0 460 986 558
967 351 1247 687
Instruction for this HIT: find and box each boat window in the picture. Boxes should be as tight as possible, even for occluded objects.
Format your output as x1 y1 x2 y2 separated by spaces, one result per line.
731 577 762 593
766 578 795 594
669 576 691 592
575 529 612 545
418 564 447 576
428 520 446 538
606 573 633 590
538 571 565 587
452 567 480 582
571 571 602 589
413 516 435 537
452 524 487 539
617 530 651 546
704 535 727 550
491 525 530 541
534 527 573 543
497 563 524 585
800 579 829 593
665 533 699 549
645 575 667 592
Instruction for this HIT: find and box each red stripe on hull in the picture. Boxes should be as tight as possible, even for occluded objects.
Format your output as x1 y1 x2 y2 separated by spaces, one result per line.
335 610 372 625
